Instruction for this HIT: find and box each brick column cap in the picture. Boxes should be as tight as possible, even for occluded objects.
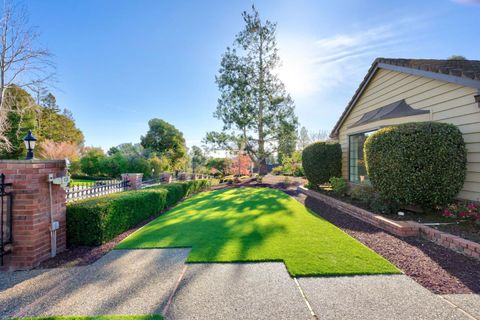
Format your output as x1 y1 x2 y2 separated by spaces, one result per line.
121 173 144 178
0 159 66 164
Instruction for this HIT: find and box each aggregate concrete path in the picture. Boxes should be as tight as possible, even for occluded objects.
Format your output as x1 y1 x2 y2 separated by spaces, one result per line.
442 294 480 319
0 249 478 320
0 249 190 318
297 275 476 320
164 262 312 320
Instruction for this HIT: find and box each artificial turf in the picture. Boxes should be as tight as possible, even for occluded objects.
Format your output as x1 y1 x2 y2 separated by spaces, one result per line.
116 187 400 276
18 316 163 320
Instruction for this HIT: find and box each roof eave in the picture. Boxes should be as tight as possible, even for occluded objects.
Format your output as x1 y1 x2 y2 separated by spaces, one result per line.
330 60 480 138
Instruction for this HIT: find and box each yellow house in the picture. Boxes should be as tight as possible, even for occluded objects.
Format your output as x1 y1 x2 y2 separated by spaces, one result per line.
330 58 480 201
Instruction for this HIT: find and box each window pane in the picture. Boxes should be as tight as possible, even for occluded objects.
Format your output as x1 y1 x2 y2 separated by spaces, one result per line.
349 131 376 183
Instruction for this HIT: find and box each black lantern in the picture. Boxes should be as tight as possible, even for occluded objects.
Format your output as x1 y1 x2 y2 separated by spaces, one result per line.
23 130 37 160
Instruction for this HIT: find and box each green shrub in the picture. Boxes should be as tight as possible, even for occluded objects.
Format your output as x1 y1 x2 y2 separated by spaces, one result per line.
365 122 467 209
302 142 342 186
350 185 376 205
67 179 211 246
271 166 284 175
329 177 347 196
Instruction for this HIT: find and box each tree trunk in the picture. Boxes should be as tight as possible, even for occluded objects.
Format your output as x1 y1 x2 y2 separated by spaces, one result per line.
258 157 268 175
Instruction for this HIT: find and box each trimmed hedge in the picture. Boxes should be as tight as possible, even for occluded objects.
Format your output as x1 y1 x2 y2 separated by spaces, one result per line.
364 122 467 209
67 179 212 246
302 142 342 186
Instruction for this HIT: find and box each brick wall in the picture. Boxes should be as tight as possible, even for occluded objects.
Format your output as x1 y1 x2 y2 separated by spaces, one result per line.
298 186 480 261
121 173 143 190
0 160 67 271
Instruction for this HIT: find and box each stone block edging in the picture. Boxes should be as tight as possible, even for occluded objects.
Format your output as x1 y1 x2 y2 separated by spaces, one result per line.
297 186 480 260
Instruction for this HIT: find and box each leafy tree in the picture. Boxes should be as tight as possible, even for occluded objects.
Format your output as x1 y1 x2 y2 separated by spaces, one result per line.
108 143 144 157
80 147 107 176
149 155 171 177
205 7 298 175
447 55 466 60
127 155 152 178
281 150 303 176
41 93 60 112
37 92 84 145
277 121 297 163
0 86 37 159
141 118 188 170
229 154 253 176
190 145 206 174
101 152 128 178
206 157 232 177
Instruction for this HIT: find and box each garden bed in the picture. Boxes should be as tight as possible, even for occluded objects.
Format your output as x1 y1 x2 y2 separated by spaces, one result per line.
298 192 480 294
311 186 480 245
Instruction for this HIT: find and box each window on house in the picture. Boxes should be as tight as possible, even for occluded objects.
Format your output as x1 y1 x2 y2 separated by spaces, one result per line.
349 131 376 183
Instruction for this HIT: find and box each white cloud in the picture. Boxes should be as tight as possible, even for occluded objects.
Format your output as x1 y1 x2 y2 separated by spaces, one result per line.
277 17 427 100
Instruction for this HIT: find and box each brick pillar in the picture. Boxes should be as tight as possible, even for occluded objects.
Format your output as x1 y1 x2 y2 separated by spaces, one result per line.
160 172 172 183
0 160 67 271
178 173 187 181
121 173 143 190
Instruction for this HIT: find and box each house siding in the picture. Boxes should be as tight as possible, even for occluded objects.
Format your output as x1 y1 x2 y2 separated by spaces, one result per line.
337 68 480 201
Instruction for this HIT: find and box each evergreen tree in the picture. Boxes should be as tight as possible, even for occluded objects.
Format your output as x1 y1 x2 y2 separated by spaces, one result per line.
205 6 298 175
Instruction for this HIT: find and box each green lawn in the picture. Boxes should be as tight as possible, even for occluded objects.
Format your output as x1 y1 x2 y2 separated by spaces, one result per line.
70 179 96 186
117 187 399 276
18 316 162 320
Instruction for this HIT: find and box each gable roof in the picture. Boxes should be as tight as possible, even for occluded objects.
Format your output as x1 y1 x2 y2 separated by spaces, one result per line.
330 58 480 138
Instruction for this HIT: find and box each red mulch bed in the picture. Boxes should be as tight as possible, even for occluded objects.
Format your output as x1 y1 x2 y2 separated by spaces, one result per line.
293 189 480 294
37 210 164 268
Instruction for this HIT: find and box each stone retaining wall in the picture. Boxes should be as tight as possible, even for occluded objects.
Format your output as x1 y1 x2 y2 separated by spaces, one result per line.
298 186 480 260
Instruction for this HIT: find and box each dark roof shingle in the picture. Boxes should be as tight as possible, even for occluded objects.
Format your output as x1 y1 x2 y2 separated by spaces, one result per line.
376 58 480 80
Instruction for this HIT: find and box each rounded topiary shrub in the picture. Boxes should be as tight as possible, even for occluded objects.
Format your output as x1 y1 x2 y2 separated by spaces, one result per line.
364 122 467 209
302 142 342 186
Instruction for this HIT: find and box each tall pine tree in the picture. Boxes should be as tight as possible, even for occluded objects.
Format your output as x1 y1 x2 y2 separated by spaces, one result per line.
205 7 297 175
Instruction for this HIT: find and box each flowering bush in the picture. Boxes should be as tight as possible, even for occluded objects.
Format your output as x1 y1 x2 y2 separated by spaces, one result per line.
443 202 480 224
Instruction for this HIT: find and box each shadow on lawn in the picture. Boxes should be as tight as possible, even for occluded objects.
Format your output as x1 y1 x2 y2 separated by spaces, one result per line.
119 187 290 263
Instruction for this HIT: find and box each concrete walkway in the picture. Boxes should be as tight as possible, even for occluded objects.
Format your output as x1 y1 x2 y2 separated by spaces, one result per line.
0 249 478 320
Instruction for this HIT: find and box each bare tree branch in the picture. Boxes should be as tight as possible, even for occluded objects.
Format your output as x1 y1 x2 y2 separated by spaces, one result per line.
0 0 55 152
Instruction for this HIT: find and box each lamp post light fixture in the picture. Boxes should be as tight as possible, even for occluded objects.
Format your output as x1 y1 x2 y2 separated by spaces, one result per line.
23 130 37 160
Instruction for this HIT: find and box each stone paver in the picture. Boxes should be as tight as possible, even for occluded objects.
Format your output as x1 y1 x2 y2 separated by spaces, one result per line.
298 275 473 320
0 249 190 318
165 262 312 320
442 294 480 319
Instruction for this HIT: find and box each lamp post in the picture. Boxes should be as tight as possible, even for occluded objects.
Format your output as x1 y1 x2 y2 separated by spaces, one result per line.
23 130 37 160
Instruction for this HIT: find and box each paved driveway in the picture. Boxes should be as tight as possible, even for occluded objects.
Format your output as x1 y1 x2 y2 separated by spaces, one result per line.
0 249 478 320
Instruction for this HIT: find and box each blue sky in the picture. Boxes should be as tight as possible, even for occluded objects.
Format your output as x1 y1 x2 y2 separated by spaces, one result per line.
24 0 479 151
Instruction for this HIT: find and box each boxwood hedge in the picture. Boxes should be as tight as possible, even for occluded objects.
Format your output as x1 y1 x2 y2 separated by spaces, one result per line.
364 122 467 209
302 142 342 186
67 179 212 246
